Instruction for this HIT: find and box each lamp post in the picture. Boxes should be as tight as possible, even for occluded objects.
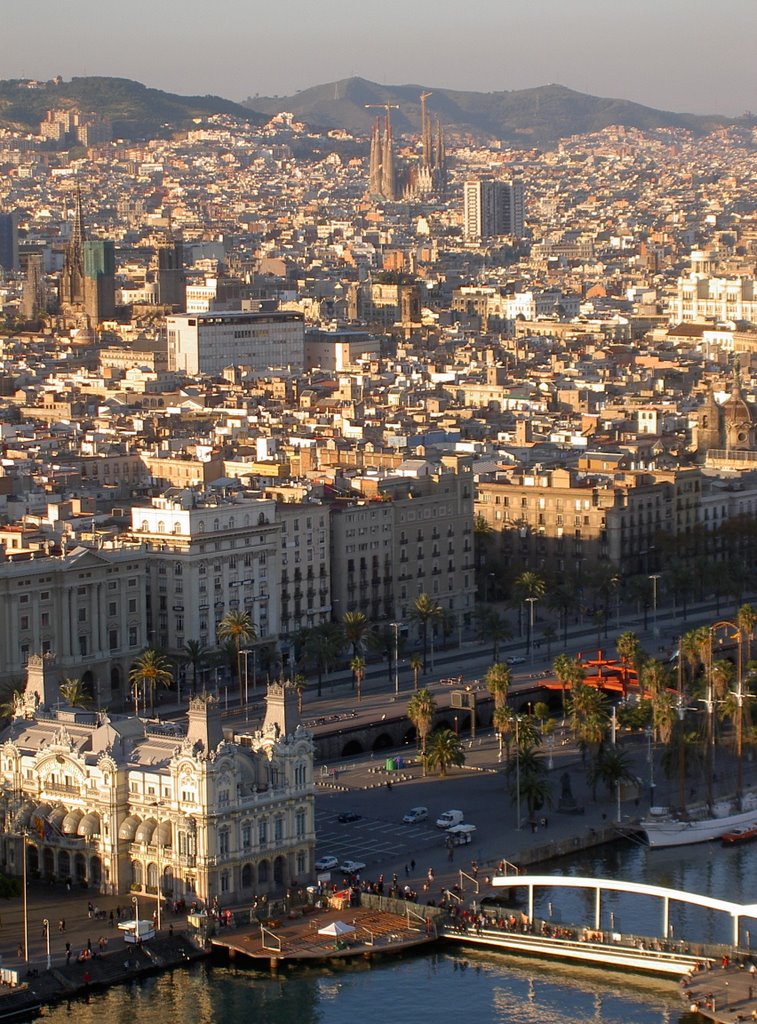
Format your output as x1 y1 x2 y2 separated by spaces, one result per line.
391 622 400 697
648 574 661 637
515 715 522 831
42 918 50 970
526 597 538 664
21 832 28 965
132 894 139 941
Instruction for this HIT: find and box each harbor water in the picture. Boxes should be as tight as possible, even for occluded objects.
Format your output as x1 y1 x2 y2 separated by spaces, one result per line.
40 837 751 1024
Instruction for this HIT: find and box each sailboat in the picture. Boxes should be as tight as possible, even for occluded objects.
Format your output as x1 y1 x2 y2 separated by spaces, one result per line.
641 620 754 849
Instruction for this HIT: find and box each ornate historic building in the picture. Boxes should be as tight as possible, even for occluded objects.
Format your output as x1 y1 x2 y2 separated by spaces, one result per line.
0 664 315 905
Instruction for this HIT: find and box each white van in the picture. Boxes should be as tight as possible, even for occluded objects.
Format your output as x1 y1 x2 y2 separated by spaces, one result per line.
447 823 477 846
436 809 464 829
402 806 428 825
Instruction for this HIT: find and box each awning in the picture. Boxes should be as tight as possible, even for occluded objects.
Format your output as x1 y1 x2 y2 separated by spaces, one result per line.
78 812 101 838
15 804 34 828
61 809 84 835
118 814 142 841
154 821 172 847
49 807 67 830
134 817 158 844
29 803 52 829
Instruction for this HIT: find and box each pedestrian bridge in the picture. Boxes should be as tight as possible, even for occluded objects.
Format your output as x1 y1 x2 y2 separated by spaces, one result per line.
493 873 757 947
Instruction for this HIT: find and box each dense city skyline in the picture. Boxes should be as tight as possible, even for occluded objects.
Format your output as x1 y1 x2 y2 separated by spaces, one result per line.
4 0 755 117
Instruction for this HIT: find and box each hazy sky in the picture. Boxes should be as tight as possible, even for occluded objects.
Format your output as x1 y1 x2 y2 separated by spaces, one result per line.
5 0 755 115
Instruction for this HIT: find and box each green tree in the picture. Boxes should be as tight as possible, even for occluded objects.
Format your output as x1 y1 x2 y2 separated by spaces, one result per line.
350 656 366 702
293 673 306 713
129 649 173 716
493 705 515 762
409 653 423 691
407 688 437 764
567 682 609 762
484 662 512 710
217 610 256 683
514 571 546 656
342 611 373 659
410 593 444 673
474 606 512 662
738 604 757 663
616 631 642 699
182 639 208 695
59 677 92 709
506 744 552 818
552 653 584 719
369 623 405 690
587 744 637 802
425 728 466 778
296 622 343 698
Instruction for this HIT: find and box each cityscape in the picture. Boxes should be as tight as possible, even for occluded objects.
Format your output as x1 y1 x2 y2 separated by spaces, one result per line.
0 2 756 1021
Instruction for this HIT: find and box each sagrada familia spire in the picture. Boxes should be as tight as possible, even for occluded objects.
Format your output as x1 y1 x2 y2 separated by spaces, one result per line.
367 92 446 201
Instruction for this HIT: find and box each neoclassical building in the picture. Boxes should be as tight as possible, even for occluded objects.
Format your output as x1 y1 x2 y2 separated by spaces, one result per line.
0 659 315 905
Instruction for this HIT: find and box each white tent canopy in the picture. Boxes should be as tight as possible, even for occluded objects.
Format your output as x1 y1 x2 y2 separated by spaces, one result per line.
317 920 355 937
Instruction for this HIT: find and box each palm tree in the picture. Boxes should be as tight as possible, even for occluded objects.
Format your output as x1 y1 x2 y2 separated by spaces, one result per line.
182 639 208 695
514 571 546 655
407 688 437 767
369 623 407 690
425 728 465 778
59 677 92 709
409 653 423 691
567 682 609 762
297 622 343 698
738 604 757 663
484 662 511 709
128 649 173 716
410 593 443 673
552 653 584 719
542 625 557 659
474 606 512 662
342 611 372 659
350 656 366 702
217 610 257 684
493 705 515 762
588 744 637 802
293 673 306 713
546 582 574 646
506 744 551 819
616 631 642 699
0 683 24 720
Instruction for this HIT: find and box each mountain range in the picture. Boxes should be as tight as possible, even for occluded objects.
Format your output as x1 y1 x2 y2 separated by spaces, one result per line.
243 77 738 147
0 77 264 140
0 75 746 148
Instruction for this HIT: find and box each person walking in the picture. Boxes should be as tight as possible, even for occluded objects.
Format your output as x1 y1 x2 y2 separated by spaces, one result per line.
58 918 65 933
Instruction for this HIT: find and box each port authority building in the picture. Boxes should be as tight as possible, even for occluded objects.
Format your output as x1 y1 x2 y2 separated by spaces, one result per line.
0 672 315 904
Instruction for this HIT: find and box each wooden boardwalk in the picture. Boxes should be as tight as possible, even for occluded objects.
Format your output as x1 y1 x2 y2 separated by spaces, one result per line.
210 906 437 969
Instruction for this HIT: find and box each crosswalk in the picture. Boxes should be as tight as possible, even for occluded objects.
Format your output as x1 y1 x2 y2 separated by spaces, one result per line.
314 809 441 874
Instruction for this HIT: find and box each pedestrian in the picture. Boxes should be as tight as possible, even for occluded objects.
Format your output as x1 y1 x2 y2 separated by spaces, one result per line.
83 970 90 987
87 937 92 953
65 948 71 966
410 859 416 872
168 923 173 938
58 918 65 932
404 864 409 877
87 900 94 919
109 910 114 928
749 984 754 1000
16 944 23 958
41 922 47 939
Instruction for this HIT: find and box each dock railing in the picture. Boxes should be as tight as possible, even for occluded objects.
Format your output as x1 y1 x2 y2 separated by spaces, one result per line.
260 924 282 952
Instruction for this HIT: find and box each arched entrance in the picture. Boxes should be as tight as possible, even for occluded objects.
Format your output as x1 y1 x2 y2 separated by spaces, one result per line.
27 845 39 875
74 852 86 884
257 860 269 885
241 864 253 889
58 850 70 881
162 866 173 897
273 855 286 886
110 666 122 702
43 847 54 880
372 733 393 752
81 671 95 703
89 856 102 889
341 739 363 757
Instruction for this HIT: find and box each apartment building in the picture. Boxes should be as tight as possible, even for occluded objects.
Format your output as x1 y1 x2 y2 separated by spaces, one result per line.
166 310 305 376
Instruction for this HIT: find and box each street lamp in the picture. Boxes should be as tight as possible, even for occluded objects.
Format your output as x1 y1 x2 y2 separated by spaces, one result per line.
21 831 28 965
526 597 538 664
42 918 50 970
391 622 400 697
515 714 522 831
648 574 661 637
132 893 140 940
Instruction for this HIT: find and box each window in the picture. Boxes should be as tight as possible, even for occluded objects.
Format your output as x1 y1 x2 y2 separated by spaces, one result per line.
20 615 29 631
79 636 88 656
241 824 251 849
108 602 117 617
296 811 306 839
218 828 230 858
274 818 283 842
258 820 267 846
109 630 118 651
78 607 87 623
129 626 138 647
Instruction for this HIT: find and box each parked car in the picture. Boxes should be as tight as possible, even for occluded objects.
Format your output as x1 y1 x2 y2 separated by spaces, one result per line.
314 855 338 872
436 809 465 830
337 810 362 823
339 859 367 875
402 806 428 825
506 656 526 665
